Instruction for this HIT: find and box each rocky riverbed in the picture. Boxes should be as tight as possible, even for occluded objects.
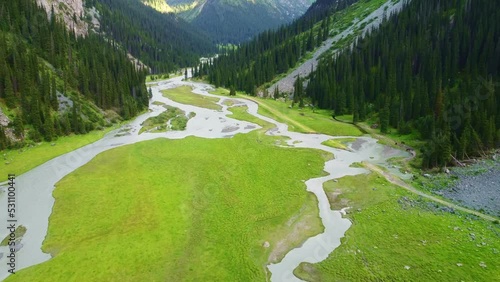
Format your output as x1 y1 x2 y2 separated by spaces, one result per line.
436 159 500 217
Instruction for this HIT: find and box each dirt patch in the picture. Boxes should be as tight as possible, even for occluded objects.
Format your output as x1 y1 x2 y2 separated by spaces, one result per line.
326 189 349 210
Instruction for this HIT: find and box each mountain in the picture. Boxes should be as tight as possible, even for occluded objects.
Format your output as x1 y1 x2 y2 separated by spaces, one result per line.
160 0 315 43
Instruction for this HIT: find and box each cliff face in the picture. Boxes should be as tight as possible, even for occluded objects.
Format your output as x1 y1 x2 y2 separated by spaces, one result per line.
36 0 89 36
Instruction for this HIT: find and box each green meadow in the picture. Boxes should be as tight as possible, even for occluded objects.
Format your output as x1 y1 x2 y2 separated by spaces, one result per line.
247 97 362 136
227 105 274 130
162 86 222 110
295 173 500 281
8 132 331 281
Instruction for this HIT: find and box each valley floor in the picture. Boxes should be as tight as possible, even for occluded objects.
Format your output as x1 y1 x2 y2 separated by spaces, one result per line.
1 77 498 281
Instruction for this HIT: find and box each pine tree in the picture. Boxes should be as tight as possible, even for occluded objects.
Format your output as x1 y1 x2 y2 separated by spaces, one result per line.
43 114 54 142
13 116 24 139
273 86 280 100
5 74 16 109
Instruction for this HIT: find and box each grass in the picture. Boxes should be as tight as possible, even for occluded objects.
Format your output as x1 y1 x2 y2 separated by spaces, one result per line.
227 106 274 130
0 127 118 182
209 87 230 96
321 138 356 150
7 132 329 281
294 172 500 281
162 86 221 110
139 106 192 134
242 96 363 137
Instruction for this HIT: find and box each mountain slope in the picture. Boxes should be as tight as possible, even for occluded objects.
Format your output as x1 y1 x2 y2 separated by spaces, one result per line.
269 0 399 94
0 0 149 149
305 0 500 168
196 0 365 93
165 0 315 43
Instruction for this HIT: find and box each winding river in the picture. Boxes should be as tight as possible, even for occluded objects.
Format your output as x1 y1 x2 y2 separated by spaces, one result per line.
0 76 409 281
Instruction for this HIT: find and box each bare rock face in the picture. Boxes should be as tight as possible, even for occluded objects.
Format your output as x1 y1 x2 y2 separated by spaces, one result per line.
36 0 88 37
0 109 10 127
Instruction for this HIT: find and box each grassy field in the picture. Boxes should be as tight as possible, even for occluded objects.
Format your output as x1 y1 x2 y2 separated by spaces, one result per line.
162 86 222 110
8 132 331 281
294 172 500 281
227 106 274 130
0 127 118 182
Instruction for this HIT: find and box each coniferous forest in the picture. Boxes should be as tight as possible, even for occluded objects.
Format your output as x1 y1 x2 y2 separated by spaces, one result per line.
198 0 500 168
0 0 149 149
305 0 500 167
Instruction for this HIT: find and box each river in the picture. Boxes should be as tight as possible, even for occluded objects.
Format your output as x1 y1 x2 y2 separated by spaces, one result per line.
0 76 409 281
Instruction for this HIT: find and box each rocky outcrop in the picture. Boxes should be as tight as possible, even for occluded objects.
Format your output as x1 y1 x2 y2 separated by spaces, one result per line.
0 109 10 127
36 0 89 37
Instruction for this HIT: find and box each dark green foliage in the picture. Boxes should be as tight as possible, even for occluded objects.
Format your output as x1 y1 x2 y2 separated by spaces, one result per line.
12 117 24 139
293 75 304 108
0 127 8 150
304 0 500 168
0 0 149 148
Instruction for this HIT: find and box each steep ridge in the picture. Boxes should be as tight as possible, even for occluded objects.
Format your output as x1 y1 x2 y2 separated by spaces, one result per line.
269 0 403 94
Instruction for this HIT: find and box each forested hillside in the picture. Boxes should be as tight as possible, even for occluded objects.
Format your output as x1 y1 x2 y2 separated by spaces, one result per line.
0 0 149 149
195 0 357 92
88 0 216 73
305 0 500 167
